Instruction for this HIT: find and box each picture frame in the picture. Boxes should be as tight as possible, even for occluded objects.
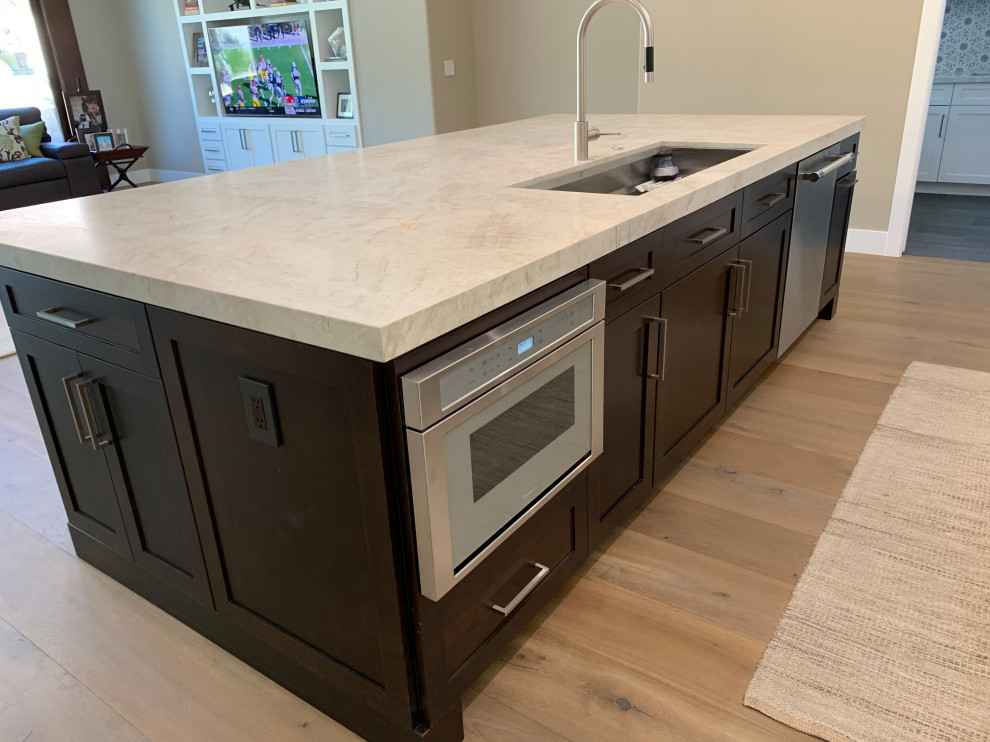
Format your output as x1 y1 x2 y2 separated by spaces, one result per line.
93 132 116 152
65 90 108 138
336 92 353 119
192 32 209 67
83 132 97 151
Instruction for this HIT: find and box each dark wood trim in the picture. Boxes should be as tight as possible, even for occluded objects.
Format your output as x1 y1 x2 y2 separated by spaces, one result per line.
27 0 88 137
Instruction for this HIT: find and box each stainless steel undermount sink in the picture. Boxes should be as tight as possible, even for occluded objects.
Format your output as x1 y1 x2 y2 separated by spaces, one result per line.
522 147 752 196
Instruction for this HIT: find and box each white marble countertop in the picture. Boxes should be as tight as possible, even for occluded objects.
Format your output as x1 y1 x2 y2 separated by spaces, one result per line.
0 114 864 362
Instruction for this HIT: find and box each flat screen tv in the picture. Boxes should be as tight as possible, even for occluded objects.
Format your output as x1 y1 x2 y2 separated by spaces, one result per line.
209 19 321 117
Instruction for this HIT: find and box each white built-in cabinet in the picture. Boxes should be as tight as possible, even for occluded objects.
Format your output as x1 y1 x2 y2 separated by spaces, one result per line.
173 0 363 176
918 83 990 185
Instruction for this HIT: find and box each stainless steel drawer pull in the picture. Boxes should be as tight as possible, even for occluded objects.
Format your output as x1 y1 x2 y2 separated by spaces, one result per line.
73 378 111 451
727 263 746 317
328 132 350 138
37 307 96 329
800 152 857 182
739 259 753 313
687 226 729 246
205 147 221 153
61 373 87 445
491 562 550 617
755 192 786 207
609 267 654 292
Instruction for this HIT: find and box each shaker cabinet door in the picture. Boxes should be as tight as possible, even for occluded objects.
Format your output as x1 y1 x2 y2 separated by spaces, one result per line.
653 246 737 482
77 354 213 606
593 294 660 543
938 107 990 184
726 213 791 408
11 331 132 558
916 106 949 182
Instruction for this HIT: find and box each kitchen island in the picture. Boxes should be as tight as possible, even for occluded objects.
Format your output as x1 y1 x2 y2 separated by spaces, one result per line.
0 114 864 742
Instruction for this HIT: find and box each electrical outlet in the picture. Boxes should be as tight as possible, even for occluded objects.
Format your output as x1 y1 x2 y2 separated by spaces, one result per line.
444 59 455 76
240 377 281 446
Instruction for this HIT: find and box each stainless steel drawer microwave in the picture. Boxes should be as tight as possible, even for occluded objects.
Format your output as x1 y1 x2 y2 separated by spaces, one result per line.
402 280 606 601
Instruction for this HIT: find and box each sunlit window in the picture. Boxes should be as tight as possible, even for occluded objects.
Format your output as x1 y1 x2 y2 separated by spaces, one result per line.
1 0 64 141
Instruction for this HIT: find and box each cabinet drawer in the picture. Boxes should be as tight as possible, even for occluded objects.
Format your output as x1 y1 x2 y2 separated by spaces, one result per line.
0 268 160 379
659 191 744 288
951 84 990 106
439 471 588 695
197 119 223 142
200 140 226 163
204 160 228 175
930 84 954 106
741 164 796 238
589 229 662 320
325 124 358 148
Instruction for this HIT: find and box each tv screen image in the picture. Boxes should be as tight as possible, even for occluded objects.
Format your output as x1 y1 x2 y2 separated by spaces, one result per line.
209 20 321 117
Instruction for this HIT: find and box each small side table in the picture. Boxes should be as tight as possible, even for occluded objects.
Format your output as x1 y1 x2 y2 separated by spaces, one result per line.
92 145 150 191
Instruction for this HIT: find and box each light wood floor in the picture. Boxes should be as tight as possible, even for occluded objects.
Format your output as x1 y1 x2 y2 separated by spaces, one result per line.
1 253 989 742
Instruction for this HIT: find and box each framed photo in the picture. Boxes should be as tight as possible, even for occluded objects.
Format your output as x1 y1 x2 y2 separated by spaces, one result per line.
192 33 209 67
93 132 115 152
83 132 97 151
65 90 107 138
336 92 353 119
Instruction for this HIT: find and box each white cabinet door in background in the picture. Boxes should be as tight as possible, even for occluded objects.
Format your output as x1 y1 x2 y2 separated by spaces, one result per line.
271 124 327 163
917 106 950 182
222 123 275 171
938 106 990 185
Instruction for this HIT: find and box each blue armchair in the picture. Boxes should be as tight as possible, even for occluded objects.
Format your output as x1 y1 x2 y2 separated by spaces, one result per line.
0 106 101 211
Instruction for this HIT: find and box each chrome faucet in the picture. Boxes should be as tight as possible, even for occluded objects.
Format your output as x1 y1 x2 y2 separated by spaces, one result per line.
575 0 655 160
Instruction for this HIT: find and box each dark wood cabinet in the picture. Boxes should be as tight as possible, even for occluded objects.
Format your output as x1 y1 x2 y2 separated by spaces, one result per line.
591 294 660 542
148 307 416 724
726 212 792 408
12 330 133 558
653 245 738 481
76 354 212 605
10 330 211 604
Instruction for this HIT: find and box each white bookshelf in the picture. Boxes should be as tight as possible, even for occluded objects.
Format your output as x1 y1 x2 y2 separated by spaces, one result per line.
173 0 362 173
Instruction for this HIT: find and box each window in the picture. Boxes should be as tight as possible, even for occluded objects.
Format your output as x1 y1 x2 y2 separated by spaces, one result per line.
1 0 64 140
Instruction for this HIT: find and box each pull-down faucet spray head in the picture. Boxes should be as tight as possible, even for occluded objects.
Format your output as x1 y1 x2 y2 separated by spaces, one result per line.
576 0 655 160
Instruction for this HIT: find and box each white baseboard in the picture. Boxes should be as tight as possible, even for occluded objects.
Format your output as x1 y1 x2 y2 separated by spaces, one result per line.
915 182 990 197
846 229 889 256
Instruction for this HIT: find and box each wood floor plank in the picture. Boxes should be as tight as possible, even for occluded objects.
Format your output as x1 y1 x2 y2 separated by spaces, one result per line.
0 615 145 742
480 631 812 742
0 383 50 461
718 405 870 464
661 459 837 536
627 493 816 584
0 437 72 553
587 529 795 642
0 356 28 398
0 510 363 742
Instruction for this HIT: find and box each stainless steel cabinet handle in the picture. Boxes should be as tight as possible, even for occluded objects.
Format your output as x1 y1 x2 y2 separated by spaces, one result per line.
727 263 746 317
61 373 87 445
208 166 224 173
755 192 786 208
37 307 96 329
646 316 668 381
205 147 221 153
739 259 753 313
687 226 728 246
72 378 111 451
239 129 249 150
328 132 350 138
609 267 654 292
938 114 947 139
800 152 857 181
491 562 550 616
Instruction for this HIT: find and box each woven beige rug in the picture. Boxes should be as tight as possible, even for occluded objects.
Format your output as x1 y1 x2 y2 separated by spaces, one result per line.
745 362 990 742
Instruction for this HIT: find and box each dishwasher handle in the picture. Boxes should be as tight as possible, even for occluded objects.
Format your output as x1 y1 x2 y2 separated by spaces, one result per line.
800 152 856 182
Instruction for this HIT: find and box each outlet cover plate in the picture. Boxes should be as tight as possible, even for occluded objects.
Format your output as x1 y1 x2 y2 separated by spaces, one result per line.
239 376 282 447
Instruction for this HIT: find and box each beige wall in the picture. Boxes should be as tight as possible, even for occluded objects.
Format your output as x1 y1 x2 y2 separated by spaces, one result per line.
350 0 437 146
67 0 148 149
471 0 926 233
635 0 924 233
426 0 479 134
473 0 639 125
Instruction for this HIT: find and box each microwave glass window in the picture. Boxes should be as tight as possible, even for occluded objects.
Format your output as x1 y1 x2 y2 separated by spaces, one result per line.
443 341 594 570
470 366 575 503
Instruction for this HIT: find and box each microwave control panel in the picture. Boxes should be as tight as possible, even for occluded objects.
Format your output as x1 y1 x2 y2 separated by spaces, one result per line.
438 295 595 410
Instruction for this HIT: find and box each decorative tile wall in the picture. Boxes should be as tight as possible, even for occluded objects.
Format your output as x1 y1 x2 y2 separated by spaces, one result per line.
936 0 990 77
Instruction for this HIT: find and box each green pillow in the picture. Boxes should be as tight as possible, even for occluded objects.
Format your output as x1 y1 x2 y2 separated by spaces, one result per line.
21 120 45 157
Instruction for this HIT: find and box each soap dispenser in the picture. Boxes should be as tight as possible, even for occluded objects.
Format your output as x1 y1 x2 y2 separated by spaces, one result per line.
652 150 680 181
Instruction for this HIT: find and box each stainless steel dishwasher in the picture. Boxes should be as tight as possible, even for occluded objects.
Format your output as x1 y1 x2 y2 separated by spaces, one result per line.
778 146 858 357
